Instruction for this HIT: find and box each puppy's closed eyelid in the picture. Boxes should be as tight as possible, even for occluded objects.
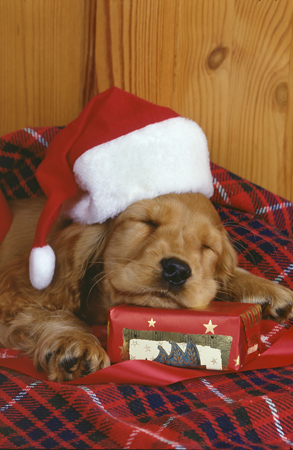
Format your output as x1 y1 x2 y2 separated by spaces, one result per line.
201 244 213 251
142 220 159 228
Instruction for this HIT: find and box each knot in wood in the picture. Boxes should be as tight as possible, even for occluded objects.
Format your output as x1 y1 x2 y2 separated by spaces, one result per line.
275 82 288 108
207 47 228 70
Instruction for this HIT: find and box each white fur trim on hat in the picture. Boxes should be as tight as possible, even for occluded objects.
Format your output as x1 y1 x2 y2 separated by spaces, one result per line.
62 116 213 224
29 245 56 290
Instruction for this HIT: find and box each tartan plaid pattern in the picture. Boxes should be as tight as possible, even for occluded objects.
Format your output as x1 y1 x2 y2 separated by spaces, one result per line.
1 366 293 449
215 205 293 291
1 127 293 448
0 127 60 200
211 162 293 240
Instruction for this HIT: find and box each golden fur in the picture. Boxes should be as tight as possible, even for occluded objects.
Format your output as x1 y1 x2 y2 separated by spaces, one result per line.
0 193 292 381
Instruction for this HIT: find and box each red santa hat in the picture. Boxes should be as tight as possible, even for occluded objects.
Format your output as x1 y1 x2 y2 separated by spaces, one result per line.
8 87 214 289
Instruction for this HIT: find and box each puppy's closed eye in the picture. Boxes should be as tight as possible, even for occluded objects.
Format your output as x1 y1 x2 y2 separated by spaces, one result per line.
142 219 159 229
201 244 214 252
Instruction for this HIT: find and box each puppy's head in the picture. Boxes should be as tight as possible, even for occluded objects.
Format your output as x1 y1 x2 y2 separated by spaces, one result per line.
99 193 237 312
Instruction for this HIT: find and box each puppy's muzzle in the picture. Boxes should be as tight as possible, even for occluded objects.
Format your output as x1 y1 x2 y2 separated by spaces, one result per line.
161 258 191 286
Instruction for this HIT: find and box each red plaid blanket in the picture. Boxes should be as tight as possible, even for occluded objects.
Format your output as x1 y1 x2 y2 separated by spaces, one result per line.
1 128 293 449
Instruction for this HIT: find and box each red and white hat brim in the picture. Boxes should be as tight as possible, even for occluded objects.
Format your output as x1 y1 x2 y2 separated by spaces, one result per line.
62 116 213 224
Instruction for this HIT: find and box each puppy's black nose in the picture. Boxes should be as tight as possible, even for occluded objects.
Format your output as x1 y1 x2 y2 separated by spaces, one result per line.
161 258 191 286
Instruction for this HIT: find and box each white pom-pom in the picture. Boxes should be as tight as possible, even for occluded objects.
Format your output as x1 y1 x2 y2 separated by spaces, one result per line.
29 245 56 290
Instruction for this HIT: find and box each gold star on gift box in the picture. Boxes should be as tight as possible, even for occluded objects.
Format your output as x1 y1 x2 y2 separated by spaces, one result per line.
203 319 217 334
234 355 240 367
148 318 156 327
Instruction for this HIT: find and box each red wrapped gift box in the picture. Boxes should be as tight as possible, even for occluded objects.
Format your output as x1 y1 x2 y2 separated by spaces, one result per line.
107 302 262 371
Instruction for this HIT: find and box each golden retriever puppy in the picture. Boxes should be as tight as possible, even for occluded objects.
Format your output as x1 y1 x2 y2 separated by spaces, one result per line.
0 193 292 382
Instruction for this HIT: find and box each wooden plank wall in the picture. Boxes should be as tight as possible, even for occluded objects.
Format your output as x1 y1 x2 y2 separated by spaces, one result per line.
1 0 293 201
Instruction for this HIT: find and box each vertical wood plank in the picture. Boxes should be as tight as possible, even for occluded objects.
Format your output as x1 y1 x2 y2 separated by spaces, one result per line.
95 0 178 105
283 16 293 200
226 0 293 199
0 0 90 135
173 0 234 169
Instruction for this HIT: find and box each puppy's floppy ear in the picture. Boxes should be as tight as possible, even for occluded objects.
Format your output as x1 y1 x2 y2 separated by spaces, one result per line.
49 220 111 283
214 229 238 286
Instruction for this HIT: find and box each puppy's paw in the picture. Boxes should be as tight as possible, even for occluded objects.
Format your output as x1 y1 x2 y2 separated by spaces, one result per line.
255 283 293 323
37 333 110 382
229 268 293 323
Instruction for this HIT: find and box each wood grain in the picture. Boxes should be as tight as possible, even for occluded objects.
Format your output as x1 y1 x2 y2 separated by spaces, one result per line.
226 0 293 199
1 0 293 201
0 0 91 133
